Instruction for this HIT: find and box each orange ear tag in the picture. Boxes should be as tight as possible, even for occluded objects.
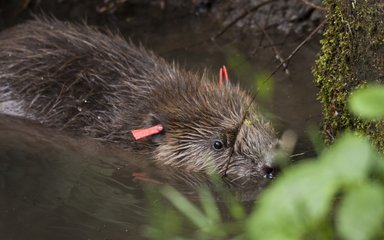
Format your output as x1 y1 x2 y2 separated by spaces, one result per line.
219 67 223 86
131 124 164 140
222 65 229 82
218 65 229 87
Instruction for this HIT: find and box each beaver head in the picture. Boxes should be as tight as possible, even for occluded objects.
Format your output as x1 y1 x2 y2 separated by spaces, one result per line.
133 71 278 179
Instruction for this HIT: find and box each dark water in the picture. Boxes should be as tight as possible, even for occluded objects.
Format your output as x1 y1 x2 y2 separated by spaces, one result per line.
0 3 322 240
0 116 147 239
0 115 267 239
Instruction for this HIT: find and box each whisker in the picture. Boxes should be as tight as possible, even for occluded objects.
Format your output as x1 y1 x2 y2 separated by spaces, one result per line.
290 152 307 158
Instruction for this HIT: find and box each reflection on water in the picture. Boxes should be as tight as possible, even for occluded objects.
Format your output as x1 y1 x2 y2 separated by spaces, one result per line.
0 115 268 239
0 115 144 239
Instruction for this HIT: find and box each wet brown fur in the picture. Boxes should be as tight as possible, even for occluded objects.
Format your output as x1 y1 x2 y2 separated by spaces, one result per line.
0 17 277 178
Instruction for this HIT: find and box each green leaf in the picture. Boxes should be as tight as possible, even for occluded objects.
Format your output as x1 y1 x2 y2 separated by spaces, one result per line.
161 186 208 229
337 183 384 240
373 154 384 178
349 85 384 119
307 124 326 154
247 133 376 239
321 132 374 184
247 160 337 239
199 188 220 223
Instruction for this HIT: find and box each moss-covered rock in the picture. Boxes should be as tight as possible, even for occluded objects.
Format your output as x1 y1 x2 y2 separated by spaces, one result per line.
313 0 384 148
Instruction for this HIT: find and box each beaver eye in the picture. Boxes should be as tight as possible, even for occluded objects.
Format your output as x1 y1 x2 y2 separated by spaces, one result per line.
212 140 224 151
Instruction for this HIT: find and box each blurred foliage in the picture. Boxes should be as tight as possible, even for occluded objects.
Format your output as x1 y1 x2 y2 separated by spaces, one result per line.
147 85 384 240
349 85 384 120
226 51 274 103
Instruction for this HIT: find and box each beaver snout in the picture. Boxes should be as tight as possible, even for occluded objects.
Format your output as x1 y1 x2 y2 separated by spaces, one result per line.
261 147 278 179
261 164 277 179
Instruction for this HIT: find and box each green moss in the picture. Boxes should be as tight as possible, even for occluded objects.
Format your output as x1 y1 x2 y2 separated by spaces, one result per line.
313 0 384 149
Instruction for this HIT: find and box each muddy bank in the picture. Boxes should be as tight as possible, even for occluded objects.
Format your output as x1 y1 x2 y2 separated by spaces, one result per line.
0 0 324 34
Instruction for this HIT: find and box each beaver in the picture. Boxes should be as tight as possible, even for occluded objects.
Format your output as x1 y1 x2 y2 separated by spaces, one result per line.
0 17 278 179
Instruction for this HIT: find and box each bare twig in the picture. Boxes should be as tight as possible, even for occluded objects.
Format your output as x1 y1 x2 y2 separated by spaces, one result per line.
325 129 335 141
301 0 326 11
256 2 273 48
266 18 326 80
255 22 290 75
212 0 276 41
290 152 306 158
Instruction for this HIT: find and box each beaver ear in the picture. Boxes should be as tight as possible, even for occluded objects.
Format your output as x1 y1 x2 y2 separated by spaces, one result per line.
131 113 165 142
144 113 166 144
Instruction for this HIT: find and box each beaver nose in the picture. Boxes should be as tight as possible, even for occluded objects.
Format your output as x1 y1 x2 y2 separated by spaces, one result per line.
262 164 277 179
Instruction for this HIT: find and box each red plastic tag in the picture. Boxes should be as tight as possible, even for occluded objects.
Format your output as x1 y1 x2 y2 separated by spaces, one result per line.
131 124 164 140
222 65 228 82
132 172 162 184
218 65 229 87
219 67 223 86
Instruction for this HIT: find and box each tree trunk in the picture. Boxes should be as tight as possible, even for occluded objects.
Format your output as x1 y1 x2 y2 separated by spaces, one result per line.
313 0 384 148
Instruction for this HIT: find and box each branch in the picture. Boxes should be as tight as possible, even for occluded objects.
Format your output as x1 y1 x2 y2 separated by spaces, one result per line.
255 22 290 75
267 18 326 80
300 0 326 11
211 0 276 40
